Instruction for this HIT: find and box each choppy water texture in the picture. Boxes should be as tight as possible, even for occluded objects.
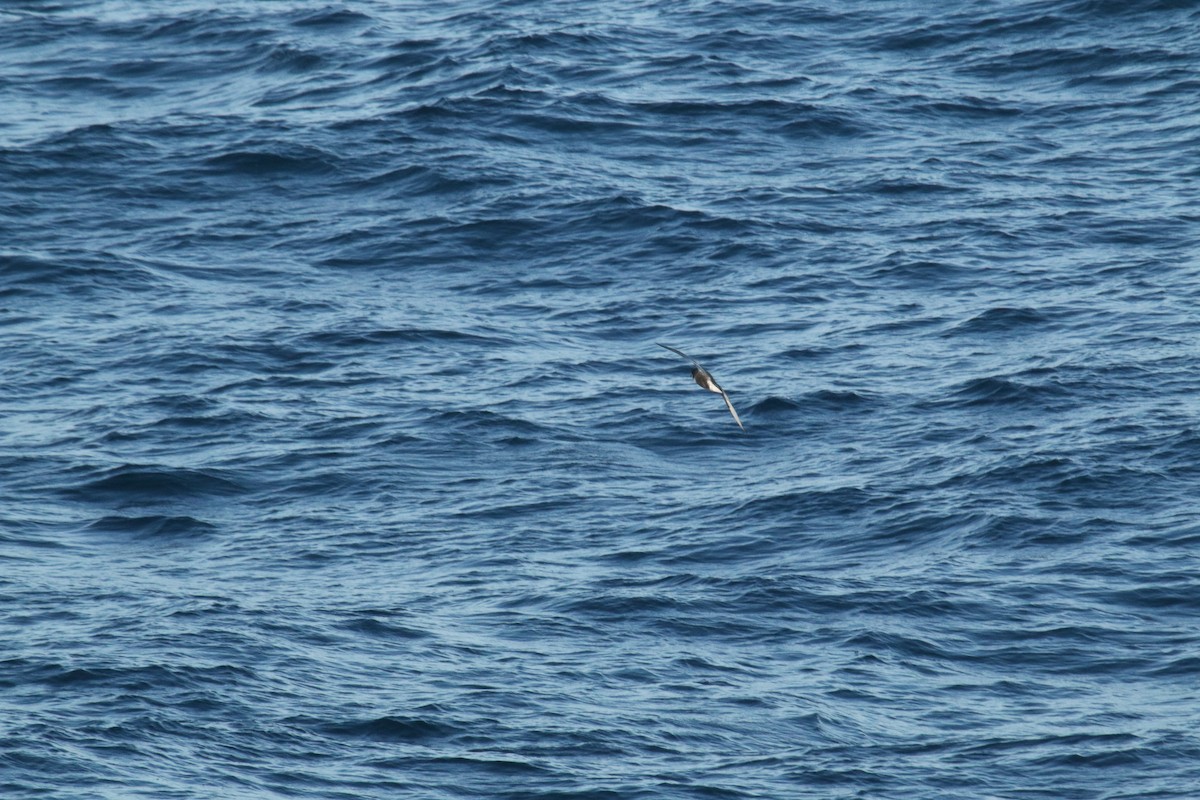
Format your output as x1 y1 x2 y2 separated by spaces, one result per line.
3 1 1200 798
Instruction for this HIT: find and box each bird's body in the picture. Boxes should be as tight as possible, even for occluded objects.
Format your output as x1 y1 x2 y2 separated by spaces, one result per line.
690 367 721 394
657 343 744 430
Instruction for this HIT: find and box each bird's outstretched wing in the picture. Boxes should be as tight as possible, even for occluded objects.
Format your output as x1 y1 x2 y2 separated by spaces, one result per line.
719 389 744 430
656 342 703 369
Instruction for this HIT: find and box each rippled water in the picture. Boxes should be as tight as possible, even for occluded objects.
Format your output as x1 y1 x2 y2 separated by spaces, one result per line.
3 1 1200 798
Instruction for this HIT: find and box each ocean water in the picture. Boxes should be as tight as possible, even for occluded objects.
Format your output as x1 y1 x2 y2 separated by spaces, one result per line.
3 0 1200 797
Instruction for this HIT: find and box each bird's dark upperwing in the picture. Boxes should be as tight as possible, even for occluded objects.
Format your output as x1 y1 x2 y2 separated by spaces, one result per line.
656 342 702 369
719 389 744 430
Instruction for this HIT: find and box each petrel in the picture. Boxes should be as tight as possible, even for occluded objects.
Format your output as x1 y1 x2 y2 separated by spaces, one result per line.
657 343 745 430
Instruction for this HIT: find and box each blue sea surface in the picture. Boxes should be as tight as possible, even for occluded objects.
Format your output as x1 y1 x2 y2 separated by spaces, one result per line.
3 1 1200 797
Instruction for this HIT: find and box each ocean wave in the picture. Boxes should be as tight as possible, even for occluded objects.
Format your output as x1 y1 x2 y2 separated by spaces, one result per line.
63 465 247 504
84 514 217 539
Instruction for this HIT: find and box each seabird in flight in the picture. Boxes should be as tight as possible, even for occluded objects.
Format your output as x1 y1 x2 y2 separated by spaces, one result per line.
657 343 744 430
